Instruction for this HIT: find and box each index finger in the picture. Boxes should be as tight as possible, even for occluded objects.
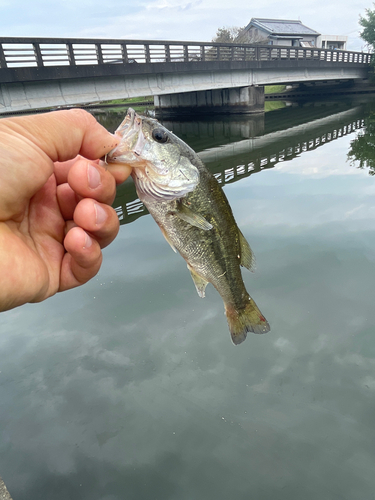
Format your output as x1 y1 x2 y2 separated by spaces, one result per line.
4 109 118 163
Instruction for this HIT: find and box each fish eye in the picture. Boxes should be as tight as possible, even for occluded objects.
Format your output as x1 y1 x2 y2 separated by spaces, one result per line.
152 128 169 143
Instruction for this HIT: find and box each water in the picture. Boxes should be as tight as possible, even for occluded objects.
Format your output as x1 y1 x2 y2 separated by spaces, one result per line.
2 98 375 499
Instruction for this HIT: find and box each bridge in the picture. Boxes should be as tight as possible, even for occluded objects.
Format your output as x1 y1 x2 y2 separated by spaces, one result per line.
0 37 371 115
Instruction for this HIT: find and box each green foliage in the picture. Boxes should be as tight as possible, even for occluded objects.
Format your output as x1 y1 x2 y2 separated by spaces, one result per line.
264 101 287 112
103 96 152 105
264 85 287 94
348 108 375 174
360 5 375 51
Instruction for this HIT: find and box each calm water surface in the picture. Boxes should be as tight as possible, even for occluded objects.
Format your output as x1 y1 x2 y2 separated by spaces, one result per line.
1 99 375 499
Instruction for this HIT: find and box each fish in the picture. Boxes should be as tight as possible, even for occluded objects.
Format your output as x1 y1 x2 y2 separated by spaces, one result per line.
107 108 270 344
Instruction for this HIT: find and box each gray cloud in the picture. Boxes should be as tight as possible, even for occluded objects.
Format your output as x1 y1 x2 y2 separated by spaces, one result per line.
0 0 370 50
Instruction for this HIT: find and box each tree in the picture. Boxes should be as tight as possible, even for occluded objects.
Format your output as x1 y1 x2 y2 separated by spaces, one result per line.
212 26 245 43
360 5 375 52
212 25 268 45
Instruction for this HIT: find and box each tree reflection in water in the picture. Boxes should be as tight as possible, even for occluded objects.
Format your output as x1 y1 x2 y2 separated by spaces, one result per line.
348 105 375 175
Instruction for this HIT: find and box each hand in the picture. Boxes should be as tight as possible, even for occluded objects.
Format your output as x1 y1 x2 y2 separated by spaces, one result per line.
0 109 132 312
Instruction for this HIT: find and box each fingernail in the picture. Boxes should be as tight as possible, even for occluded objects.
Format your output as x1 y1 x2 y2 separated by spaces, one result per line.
88 163 101 189
84 233 93 249
95 203 107 225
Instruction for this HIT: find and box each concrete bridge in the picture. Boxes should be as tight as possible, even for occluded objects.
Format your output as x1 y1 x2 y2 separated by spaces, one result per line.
0 37 371 115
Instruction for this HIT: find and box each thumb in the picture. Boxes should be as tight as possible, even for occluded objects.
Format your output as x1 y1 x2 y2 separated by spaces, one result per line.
0 109 118 220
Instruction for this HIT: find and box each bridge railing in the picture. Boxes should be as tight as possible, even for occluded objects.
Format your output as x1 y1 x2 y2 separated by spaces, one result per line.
0 37 371 69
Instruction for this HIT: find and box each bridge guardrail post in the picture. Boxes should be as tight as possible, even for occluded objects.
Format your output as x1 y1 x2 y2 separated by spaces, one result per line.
33 43 43 67
0 44 6 69
200 45 205 61
121 44 128 63
95 43 103 64
165 44 171 63
145 44 151 63
66 43 75 66
183 45 189 62
255 46 259 62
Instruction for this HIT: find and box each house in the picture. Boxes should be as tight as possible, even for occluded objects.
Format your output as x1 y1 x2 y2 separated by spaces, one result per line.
237 18 320 47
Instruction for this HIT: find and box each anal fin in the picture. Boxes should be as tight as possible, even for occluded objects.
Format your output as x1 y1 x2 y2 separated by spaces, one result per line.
187 264 209 298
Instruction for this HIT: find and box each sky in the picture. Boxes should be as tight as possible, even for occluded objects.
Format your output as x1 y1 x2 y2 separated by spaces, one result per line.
0 0 373 52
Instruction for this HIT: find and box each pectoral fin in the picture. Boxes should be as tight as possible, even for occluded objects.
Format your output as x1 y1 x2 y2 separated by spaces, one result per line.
238 230 256 271
169 202 213 231
187 265 209 298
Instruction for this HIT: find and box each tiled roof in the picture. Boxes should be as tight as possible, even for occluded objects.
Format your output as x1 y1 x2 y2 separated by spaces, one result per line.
247 18 320 36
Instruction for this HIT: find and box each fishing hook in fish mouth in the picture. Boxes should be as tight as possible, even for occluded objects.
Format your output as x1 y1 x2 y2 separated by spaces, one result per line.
179 169 189 180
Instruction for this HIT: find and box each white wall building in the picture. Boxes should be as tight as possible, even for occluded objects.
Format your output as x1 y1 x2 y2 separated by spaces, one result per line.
318 35 348 50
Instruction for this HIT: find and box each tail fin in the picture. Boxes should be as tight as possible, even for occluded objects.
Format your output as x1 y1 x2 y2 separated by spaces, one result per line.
225 297 270 345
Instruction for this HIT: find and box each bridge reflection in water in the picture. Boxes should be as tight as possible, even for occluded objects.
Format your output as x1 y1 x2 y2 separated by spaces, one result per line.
101 104 365 226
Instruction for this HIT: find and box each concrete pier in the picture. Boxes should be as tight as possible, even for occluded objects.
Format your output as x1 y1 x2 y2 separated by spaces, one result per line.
154 86 264 117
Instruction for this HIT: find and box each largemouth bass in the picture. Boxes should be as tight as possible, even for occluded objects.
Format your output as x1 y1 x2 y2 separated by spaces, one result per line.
107 108 270 344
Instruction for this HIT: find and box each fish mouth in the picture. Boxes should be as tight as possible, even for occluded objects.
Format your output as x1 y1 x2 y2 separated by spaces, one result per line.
116 108 138 138
105 108 146 164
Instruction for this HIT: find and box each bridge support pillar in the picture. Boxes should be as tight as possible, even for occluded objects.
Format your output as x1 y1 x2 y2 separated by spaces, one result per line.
154 86 264 117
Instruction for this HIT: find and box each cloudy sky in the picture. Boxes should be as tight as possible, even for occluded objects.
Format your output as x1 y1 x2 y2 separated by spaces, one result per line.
0 0 372 51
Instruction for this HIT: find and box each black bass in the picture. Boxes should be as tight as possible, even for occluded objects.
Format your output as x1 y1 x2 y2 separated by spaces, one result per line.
107 108 270 344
